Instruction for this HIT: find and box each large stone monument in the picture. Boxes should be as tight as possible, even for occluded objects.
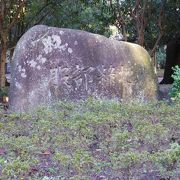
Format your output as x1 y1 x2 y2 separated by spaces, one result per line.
9 25 157 112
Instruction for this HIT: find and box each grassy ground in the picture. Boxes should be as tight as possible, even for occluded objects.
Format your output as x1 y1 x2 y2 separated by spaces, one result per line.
0 99 179 179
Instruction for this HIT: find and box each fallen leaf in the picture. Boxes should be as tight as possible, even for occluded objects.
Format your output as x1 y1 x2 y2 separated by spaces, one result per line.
0 148 5 155
29 167 39 173
42 150 51 155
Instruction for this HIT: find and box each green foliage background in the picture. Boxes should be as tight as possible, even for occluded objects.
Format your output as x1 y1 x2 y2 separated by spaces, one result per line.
170 66 180 100
20 0 180 47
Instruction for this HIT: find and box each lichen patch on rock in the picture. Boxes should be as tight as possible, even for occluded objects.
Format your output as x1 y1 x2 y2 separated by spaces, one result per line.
28 60 37 68
68 47 73 54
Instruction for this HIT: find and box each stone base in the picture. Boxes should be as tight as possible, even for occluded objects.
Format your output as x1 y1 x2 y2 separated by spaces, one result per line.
158 84 172 100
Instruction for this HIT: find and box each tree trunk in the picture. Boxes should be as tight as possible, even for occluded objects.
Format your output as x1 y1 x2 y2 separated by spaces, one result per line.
0 41 7 88
122 25 127 41
132 0 148 47
137 29 145 46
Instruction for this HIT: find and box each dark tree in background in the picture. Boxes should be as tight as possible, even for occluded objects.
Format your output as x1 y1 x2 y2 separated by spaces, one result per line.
110 0 179 59
0 0 26 88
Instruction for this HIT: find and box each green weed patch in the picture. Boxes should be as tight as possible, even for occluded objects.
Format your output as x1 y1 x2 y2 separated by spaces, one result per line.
0 99 179 179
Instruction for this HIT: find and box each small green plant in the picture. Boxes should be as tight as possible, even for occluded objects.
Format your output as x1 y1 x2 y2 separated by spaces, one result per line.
170 66 180 100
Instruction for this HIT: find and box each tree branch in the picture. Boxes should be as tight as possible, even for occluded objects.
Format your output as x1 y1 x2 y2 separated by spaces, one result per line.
150 2 165 57
7 0 26 32
23 2 52 32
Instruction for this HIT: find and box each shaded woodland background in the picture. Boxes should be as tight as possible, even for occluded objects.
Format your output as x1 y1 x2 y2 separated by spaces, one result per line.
0 0 179 88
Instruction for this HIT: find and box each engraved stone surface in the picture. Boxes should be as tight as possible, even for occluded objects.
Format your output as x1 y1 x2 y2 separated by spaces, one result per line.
9 25 157 112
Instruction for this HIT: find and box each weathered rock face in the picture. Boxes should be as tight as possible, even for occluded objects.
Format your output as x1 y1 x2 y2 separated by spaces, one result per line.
9 25 157 112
